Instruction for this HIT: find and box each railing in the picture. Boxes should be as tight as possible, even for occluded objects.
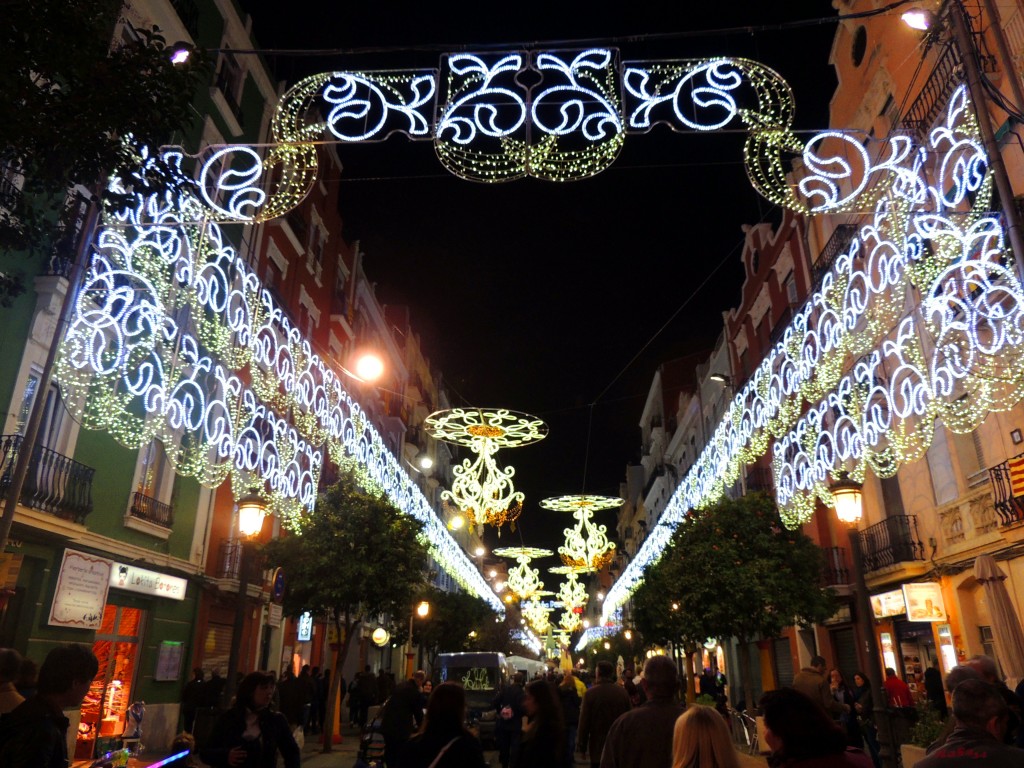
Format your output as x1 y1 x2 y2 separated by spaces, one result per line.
822 546 850 587
0 434 95 523
745 466 774 495
0 175 22 214
989 451 1024 525
129 490 174 528
812 224 858 288
217 540 243 580
903 43 961 137
170 0 199 38
858 515 925 573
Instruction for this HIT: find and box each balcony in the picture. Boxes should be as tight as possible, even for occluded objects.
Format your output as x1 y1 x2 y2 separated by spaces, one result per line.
989 452 1024 525
812 223 857 289
903 45 961 138
0 175 23 214
822 546 850 587
859 515 925 573
0 434 95 523
217 540 243 580
129 491 174 528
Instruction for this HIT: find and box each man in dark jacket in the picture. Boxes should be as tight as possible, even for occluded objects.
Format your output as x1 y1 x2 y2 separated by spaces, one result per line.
381 670 425 767
578 660 632 768
493 672 526 768
181 667 205 732
919 679 1024 767
599 656 684 768
0 643 99 768
355 664 379 727
793 655 848 718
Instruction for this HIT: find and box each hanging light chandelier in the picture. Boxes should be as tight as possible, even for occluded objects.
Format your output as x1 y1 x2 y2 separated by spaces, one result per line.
426 408 548 534
559 610 582 633
550 565 589 610
493 546 552 601
521 597 552 634
541 495 623 571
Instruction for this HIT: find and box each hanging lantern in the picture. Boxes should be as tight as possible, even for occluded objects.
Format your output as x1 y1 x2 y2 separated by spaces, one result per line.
550 565 589 610
426 408 548 534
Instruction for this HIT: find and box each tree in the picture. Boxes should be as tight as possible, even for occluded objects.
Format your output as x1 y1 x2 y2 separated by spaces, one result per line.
409 585 496 670
632 493 835 710
0 0 205 300
262 474 430 752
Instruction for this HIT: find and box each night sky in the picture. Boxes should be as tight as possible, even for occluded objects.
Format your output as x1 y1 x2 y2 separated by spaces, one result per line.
237 1 839 564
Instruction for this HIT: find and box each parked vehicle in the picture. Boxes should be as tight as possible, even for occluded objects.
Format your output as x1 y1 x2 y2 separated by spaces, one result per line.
434 652 513 745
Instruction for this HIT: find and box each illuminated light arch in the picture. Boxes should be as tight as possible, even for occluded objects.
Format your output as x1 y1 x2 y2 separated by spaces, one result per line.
493 546 552 601
541 494 622 570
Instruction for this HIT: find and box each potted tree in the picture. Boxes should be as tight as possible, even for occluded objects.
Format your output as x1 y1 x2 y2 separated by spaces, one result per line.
900 702 945 768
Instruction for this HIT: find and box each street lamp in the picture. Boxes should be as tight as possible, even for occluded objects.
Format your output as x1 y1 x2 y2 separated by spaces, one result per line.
224 492 268 706
406 600 430 679
831 479 896 768
349 350 385 383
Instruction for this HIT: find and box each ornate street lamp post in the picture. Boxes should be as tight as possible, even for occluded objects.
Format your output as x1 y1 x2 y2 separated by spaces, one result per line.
223 493 267 707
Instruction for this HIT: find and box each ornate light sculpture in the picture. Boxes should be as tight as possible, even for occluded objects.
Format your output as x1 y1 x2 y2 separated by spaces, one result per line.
550 565 589 611
426 409 547 534
541 495 622 571
521 597 552 634
493 546 552 601
559 610 582 633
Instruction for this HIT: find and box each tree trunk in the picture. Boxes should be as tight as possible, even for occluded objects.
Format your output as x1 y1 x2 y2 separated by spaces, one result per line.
321 611 358 753
736 638 756 713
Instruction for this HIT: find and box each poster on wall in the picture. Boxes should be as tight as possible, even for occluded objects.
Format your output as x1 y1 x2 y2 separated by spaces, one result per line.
903 582 947 622
155 641 184 681
48 549 113 630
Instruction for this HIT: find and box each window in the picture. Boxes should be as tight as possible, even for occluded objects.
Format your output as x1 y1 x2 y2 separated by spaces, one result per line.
879 474 906 518
979 626 1003 678
851 26 868 67
215 51 245 113
783 270 798 305
16 374 66 453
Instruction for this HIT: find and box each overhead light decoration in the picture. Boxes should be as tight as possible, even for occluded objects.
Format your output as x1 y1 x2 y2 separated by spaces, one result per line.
521 597 552 634
559 610 582 633
52 149 503 616
493 546 552 601
605 85 1014 620
541 495 623 571
426 409 547 534
550 565 589 610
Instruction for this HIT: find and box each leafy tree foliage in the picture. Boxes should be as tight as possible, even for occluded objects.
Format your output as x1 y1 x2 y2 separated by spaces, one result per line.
632 493 835 708
263 474 430 751
0 0 205 299
409 585 496 669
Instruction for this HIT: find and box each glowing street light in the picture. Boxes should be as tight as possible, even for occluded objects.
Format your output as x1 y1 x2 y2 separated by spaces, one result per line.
352 351 385 382
902 9 935 30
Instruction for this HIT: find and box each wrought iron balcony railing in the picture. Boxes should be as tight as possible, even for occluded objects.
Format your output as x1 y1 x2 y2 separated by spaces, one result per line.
903 43 961 137
989 451 1024 525
812 224 858 289
217 540 243 580
129 491 174 528
822 546 850 587
0 434 95 523
858 515 925 573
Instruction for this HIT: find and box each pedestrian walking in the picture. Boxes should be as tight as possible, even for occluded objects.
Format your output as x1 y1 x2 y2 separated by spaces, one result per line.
395 681 487 768
829 668 862 747
298 664 316 732
671 705 739 768
201 671 300 768
493 671 526 768
277 668 305 730
759 687 872 768
0 648 25 715
558 670 582 768
513 678 564 768
599 655 684 768
181 667 205 733
356 664 379 727
382 670 426 767
924 661 948 720
793 655 848 719
0 643 99 768
916 679 1024 767
850 672 880 768
578 660 632 768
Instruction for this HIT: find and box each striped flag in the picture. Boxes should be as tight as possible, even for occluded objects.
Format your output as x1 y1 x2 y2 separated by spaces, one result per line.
1010 456 1024 498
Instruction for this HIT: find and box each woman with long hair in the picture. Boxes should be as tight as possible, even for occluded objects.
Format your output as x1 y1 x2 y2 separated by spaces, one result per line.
200 672 300 768
829 669 862 747
759 688 872 768
671 706 740 768
395 682 485 768
513 678 564 768
558 671 581 768
850 673 881 768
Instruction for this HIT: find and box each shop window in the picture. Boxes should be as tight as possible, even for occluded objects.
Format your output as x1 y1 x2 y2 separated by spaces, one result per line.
76 604 144 761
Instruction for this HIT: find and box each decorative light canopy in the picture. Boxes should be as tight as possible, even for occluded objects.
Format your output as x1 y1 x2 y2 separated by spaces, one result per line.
559 610 582 633
493 546 552 601
541 495 622 571
549 565 589 610
426 409 547 534
605 85 1014 620
521 597 553 634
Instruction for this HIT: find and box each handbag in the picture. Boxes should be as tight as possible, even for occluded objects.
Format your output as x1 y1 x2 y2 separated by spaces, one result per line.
426 736 461 768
